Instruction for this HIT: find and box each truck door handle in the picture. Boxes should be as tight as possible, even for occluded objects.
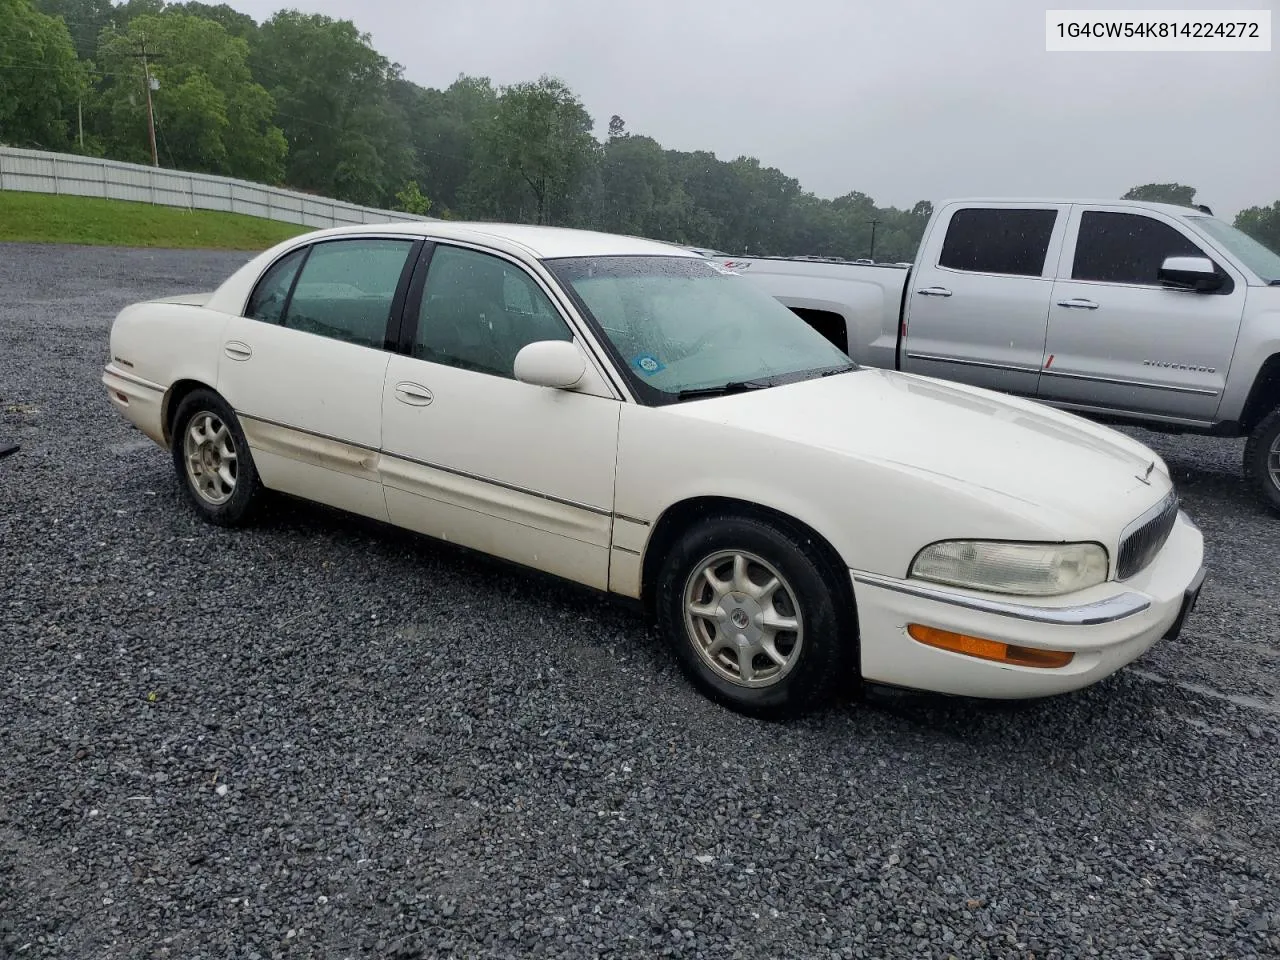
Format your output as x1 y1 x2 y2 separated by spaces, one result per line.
224 341 252 361
1056 298 1099 310
917 286 952 297
394 381 434 406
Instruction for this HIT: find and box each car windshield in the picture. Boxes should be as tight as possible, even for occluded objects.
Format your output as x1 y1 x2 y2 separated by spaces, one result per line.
1188 216 1280 283
544 255 855 401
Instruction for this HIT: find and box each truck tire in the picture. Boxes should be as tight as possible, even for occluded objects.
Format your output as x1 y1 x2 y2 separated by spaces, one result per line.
1244 406 1280 515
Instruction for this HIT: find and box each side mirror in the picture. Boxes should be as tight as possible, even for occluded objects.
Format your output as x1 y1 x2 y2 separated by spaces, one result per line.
513 340 587 390
1158 255 1224 293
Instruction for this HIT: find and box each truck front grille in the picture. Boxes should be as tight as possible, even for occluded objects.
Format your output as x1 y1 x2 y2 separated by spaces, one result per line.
1117 491 1179 580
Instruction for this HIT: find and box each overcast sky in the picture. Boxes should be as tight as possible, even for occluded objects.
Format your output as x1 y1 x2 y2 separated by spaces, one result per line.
231 0 1277 219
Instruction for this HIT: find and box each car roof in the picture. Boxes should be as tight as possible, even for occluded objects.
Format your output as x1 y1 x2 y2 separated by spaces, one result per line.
292 220 701 260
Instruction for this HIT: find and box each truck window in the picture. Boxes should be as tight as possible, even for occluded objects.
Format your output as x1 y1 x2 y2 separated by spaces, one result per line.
937 208 1057 277
1072 211 1203 286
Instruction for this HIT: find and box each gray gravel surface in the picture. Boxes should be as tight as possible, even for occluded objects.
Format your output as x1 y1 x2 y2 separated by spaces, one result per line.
2 242 1278 959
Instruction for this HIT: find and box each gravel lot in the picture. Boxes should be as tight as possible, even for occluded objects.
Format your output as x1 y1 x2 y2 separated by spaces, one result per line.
2 242 1278 959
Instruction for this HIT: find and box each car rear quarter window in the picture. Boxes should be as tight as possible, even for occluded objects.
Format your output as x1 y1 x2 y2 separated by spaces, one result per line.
281 238 416 350
1072 211 1205 286
245 247 307 324
938 208 1058 277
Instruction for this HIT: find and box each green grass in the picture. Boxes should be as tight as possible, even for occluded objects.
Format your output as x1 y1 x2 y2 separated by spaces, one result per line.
0 190 312 251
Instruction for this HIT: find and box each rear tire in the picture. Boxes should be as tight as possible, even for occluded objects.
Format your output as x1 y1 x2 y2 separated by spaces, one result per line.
170 388 262 527
1244 406 1280 516
654 513 856 719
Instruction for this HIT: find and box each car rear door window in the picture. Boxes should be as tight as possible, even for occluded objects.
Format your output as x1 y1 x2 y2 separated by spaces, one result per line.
413 244 572 378
938 208 1058 277
1072 211 1205 286
281 238 416 349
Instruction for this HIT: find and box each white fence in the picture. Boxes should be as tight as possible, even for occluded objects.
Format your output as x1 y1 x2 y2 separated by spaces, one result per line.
0 146 432 229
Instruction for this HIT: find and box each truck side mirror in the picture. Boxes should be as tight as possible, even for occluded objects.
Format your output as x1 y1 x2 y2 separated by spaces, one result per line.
1158 255 1225 293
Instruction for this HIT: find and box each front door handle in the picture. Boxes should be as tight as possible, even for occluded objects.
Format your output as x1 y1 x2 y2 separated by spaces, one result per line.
1056 298 1099 310
224 340 252 361
394 381 434 406
917 286 952 297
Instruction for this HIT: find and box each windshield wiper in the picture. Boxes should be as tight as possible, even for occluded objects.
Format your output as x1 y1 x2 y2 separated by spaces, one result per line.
675 379 775 401
771 362 858 385
815 362 858 377
674 364 856 401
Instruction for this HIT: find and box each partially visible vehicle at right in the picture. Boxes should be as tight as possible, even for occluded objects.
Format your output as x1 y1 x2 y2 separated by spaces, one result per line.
718 198 1280 515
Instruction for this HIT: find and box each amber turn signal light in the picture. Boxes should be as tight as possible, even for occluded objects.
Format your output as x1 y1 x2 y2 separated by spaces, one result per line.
907 624 1074 669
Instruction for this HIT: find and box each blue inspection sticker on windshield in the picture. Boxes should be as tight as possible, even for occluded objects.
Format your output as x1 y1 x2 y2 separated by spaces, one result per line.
631 353 666 376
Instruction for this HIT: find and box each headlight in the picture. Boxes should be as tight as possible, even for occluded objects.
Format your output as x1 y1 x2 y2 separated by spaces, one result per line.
909 541 1109 597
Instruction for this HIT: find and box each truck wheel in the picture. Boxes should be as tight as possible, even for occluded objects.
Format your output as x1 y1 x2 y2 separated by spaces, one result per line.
1244 406 1280 515
654 514 857 718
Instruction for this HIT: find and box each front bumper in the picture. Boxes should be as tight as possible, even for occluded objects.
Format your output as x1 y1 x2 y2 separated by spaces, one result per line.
850 510 1206 698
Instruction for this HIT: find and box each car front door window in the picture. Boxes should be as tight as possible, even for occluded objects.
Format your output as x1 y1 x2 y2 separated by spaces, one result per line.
1072 211 1205 286
413 244 572 378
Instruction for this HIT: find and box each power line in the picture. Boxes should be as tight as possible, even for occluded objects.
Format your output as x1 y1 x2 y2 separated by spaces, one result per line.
269 108 470 164
0 58 144 84
0 59 113 77
38 14 127 28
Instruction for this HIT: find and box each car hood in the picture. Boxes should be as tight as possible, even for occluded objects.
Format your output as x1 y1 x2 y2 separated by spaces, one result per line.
668 368 1172 537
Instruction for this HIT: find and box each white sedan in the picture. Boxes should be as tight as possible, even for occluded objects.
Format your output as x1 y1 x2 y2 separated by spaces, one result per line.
102 222 1207 717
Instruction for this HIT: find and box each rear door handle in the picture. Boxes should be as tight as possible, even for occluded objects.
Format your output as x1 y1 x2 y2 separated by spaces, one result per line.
394 381 434 406
1056 298 1099 310
224 340 252 361
917 286 952 297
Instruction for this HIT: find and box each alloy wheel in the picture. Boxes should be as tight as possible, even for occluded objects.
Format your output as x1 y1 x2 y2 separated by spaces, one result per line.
682 550 805 688
183 411 238 506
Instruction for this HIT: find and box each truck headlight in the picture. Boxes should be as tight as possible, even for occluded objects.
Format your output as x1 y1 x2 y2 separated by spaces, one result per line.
909 541 1109 597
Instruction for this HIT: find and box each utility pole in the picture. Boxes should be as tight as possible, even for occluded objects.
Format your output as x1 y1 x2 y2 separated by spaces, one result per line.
77 95 84 150
867 218 880 260
128 34 161 167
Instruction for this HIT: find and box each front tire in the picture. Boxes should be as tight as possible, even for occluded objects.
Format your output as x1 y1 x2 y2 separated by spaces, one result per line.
654 514 856 718
1244 406 1280 515
170 388 262 527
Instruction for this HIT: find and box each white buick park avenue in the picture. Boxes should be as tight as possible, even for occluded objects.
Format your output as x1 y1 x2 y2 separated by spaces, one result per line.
102 221 1207 717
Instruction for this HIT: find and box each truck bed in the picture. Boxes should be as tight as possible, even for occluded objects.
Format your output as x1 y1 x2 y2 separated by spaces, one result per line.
718 255 908 368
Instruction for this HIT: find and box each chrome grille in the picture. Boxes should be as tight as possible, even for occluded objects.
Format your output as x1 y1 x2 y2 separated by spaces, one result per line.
1117 491 1179 580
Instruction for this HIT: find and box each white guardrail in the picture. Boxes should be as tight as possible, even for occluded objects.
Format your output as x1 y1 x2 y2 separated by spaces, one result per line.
0 145 433 229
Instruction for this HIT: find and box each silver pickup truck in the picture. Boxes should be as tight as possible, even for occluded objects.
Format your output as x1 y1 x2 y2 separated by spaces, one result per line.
717 197 1280 515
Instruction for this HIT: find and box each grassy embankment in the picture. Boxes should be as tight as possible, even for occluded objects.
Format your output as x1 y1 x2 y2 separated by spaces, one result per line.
0 191 311 251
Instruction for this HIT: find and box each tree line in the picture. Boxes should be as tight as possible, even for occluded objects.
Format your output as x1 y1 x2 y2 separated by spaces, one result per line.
2 0 1278 260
